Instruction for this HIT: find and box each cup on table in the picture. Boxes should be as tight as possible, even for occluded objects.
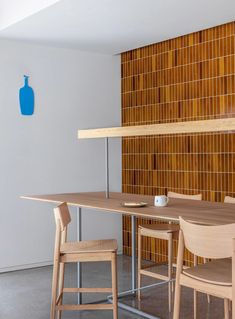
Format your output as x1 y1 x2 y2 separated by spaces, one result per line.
154 195 169 207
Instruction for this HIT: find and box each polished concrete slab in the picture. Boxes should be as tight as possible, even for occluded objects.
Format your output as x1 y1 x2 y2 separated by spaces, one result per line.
0 255 226 319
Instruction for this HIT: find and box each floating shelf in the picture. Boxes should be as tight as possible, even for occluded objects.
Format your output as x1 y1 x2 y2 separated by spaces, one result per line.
78 118 235 139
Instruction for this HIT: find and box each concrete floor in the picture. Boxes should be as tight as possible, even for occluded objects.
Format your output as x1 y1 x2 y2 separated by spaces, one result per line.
0 255 226 319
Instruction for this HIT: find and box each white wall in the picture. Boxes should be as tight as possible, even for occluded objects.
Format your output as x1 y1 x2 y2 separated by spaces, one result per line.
0 39 122 272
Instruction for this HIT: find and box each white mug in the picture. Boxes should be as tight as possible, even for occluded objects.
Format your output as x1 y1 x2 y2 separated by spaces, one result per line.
154 195 169 207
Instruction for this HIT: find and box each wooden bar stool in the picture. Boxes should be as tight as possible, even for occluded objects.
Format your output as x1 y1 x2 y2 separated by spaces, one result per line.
50 202 118 319
137 192 202 312
224 195 235 312
173 217 235 319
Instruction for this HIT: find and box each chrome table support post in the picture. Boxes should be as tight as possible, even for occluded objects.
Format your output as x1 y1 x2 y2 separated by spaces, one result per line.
116 301 161 319
105 137 109 199
131 215 137 293
107 213 162 319
77 207 82 304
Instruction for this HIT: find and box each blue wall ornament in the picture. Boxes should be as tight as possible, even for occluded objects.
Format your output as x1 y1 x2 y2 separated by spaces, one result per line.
19 75 34 115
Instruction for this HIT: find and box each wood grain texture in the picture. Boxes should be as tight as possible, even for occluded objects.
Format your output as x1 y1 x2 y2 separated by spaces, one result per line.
121 21 235 265
50 201 118 318
78 118 235 138
173 227 234 319
22 191 235 225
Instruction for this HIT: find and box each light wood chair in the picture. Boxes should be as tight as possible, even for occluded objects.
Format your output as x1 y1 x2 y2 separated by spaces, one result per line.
224 196 235 204
169 192 211 312
167 192 202 201
50 202 118 319
173 217 235 319
137 192 202 312
224 196 235 312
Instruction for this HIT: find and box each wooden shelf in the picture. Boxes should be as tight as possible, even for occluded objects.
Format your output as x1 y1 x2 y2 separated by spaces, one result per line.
78 118 235 139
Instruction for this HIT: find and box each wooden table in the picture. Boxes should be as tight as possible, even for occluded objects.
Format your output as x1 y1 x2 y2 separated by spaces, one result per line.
22 191 235 319
22 191 235 225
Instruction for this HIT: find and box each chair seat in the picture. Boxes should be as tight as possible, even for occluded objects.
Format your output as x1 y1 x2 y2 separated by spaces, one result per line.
60 239 118 254
139 223 179 239
183 258 232 286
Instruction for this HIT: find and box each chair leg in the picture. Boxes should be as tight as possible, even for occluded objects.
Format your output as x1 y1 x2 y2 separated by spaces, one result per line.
193 255 197 319
137 231 142 301
111 253 118 319
173 230 185 319
173 280 181 319
57 262 65 319
168 235 173 313
193 290 197 319
203 258 211 304
233 297 235 319
50 258 60 319
224 299 229 319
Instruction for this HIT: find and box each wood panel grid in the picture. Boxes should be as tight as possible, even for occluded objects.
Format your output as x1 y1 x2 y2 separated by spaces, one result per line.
121 22 235 266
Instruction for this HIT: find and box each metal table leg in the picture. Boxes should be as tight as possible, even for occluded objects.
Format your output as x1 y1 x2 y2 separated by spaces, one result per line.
107 214 162 319
105 137 109 199
131 215 137 293
77 207 82 304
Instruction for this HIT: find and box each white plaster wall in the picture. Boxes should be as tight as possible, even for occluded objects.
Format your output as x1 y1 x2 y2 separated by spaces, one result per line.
0 39 121 271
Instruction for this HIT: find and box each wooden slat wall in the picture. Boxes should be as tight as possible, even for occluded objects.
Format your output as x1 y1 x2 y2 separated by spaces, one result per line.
121 22 235 265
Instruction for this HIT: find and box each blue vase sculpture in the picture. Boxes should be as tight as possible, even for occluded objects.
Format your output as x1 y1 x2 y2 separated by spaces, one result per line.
19 75 34 115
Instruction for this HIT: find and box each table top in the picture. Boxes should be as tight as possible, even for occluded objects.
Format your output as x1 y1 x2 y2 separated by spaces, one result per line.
21 191 235 226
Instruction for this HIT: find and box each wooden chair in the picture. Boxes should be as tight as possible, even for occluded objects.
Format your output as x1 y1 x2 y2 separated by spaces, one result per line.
224 196 235 311
224 196 235 204
137 192 202 312
173 217 235 319
50 202 118 319
167 192 202 201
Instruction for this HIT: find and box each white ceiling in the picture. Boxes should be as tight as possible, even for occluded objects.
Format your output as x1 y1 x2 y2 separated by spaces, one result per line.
0 0 60 30
0 0 234 54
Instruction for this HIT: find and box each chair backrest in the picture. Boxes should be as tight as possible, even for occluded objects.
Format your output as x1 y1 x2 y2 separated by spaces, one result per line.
224 196 235 204
54 202 71 231
168 191 202 201
180 217 235 259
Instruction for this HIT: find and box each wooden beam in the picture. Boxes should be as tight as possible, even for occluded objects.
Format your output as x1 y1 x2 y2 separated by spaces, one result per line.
78 118 235 139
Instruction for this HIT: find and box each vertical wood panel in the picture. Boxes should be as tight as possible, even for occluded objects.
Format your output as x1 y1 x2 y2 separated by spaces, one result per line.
121 21 235 266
